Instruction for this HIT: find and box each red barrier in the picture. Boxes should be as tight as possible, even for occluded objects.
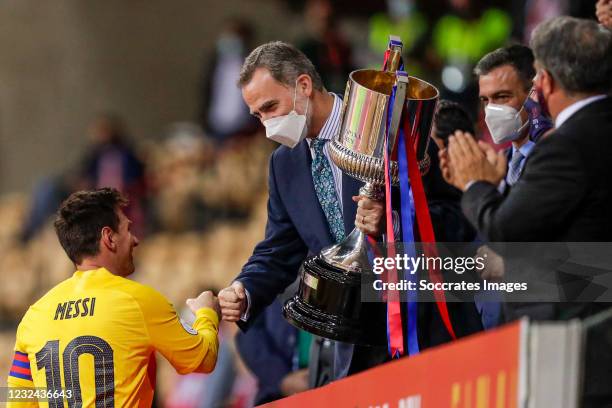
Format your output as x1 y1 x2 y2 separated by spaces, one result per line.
260 322 523 408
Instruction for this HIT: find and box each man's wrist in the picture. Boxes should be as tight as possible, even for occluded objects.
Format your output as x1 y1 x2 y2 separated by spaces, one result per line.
464 179 500 192
463 180 478 192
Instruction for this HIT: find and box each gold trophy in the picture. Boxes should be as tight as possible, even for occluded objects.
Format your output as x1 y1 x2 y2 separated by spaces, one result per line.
284 36 439 345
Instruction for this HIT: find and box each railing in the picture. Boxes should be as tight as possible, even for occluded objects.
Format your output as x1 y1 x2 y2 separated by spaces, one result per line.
260 315 595 408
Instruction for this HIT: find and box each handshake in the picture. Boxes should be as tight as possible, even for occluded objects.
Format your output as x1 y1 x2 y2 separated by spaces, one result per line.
185 281 247 321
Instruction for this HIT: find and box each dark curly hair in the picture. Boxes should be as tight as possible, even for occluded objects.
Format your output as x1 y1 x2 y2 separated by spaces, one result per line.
54 188 128 264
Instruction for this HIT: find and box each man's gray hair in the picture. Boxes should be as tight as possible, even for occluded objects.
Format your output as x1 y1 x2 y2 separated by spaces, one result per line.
530 16 612 95
238 41 324 91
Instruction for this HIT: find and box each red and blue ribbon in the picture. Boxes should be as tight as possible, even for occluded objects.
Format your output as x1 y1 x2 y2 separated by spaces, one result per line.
397 121 420 356
379 45 455 356
383 80 404 358
403 104 457 341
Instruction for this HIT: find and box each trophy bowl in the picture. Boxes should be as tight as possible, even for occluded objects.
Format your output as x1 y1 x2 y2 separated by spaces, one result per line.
330 69 439 186
283 69 439 346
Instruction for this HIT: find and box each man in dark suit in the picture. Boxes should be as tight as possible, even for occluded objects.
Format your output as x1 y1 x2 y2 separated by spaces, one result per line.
474 45 553 189
216 41 388 386
218 40 485 387
457 46 551 328
443 16 612 320
444 19 612 405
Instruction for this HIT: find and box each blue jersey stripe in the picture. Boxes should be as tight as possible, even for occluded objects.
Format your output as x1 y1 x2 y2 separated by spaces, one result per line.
9 371 33 381
11 360 31 369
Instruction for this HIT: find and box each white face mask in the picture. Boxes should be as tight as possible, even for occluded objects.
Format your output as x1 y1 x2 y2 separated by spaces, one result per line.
263 83 309 148
484 103 529 144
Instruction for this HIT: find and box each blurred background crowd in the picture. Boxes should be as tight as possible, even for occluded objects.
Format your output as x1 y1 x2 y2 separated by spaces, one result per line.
0 0 608 406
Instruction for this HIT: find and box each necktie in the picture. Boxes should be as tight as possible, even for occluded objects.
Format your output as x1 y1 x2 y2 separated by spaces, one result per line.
311 139 345 243
506 150 524 186
311 138 354 381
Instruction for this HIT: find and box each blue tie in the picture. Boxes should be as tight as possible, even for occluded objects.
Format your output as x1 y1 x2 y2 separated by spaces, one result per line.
311 139 345 243
311 138 354 381
507 150 524 186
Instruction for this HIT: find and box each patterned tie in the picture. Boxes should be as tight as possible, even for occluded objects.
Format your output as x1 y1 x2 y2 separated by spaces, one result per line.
311 139 345 243
506 150 524 186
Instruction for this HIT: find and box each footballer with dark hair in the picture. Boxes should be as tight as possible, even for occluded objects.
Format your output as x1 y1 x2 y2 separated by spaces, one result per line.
7 188 219 407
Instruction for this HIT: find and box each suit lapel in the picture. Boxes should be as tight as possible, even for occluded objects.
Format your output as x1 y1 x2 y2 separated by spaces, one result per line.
288 140 334 249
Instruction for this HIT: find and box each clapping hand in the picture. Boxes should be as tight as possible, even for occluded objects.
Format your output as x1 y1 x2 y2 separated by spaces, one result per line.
445 131 507 191
596 0 612 29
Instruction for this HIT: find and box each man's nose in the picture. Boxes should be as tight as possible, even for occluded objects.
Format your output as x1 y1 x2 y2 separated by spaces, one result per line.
133 236 140 247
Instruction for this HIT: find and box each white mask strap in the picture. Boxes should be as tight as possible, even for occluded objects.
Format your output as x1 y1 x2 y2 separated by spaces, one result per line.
293 80 309 115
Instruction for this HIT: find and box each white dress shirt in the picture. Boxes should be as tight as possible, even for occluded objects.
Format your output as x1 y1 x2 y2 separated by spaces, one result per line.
555 95 609 128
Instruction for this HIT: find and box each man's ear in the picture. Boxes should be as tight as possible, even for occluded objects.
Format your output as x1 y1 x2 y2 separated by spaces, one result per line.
296 74 313 98
540 69 555 97
100 226 116 252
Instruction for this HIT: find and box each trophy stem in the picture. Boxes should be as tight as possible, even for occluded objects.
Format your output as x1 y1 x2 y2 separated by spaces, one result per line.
319 182 384 273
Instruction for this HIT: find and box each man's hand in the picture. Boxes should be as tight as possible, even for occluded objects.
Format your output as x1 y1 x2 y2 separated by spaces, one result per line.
447 131 507 191
280 369 309 396
218 281 247 322
476 245 505 281
352 195 385 236
596 0 612 29
186 291 220 315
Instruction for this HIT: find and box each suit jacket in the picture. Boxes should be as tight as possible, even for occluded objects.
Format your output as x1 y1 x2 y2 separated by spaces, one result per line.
236 139 361 328
461 96 612 321
236 139 368 381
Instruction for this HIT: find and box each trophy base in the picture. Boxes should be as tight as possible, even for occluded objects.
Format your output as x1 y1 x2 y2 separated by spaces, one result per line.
283 255 386 346
283 296 362 343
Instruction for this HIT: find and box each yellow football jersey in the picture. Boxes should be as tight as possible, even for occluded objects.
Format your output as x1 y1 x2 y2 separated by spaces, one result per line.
6 267 219 407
